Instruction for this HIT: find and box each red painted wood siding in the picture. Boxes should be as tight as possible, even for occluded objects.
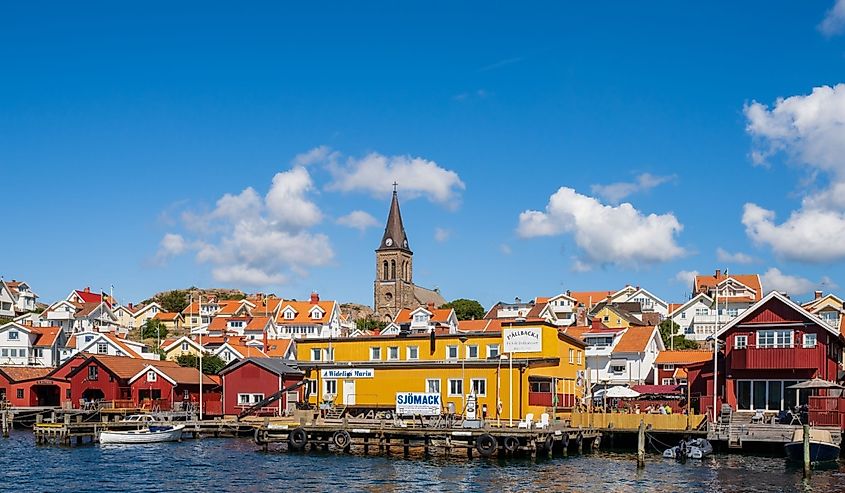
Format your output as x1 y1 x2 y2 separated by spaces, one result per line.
222 362 303 416
729 347 820 370
69 361 128 406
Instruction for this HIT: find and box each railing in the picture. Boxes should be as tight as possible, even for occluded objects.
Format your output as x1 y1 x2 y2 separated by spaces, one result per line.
729 347 818 369
528 392 575 408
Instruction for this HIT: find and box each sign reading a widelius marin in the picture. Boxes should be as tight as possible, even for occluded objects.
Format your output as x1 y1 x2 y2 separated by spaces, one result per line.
502 327 542 353
395 392 441 416
320 368 375 379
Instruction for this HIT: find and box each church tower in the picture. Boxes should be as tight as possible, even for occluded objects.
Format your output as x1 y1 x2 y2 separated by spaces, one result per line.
374 187 415 322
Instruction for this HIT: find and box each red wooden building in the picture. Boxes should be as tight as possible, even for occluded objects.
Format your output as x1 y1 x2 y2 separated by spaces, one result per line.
219 358 303 417
0 367 61 407
701 291 845 417
66 355 221 413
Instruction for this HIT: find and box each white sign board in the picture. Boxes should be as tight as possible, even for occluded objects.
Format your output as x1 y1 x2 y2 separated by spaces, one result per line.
321 368 374 379
395 392 441 416
503 327 543 353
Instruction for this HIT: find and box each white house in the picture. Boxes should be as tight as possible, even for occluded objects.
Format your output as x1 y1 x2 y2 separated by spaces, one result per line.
608 286 669 318
60 331 158 363
0 322 64 366
382 306 458 336
567 324 664 387
544 293 578 326
0 282 16 318
274 294 341 339
669 291 754 342
3 280 38 315
132 302 163 329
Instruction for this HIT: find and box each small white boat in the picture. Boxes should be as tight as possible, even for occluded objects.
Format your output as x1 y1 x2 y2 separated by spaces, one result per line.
663 438 714 460
99 424 185 445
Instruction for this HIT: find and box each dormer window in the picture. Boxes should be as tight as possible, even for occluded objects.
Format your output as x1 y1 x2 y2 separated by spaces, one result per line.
413 314 428 323
7 331 18 341
284 309 295 320
310 309 323 320
147 370 157 382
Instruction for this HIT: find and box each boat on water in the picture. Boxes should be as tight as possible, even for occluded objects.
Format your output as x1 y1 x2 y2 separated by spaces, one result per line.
99 424 185 445
663 438 714 460
784 428 840 464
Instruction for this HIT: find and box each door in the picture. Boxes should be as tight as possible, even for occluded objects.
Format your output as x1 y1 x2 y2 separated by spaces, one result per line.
286 391 298 414
343 380 355 406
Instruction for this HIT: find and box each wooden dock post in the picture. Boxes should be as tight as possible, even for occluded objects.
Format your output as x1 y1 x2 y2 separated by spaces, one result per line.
423 436 430 457
636 420 645 469
2 411 9 438
562 436 568 457
363 436 369 454
803 424 811 478
403 437 410 457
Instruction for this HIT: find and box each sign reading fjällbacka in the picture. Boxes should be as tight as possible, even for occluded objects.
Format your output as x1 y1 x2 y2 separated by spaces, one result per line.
502 327 542 353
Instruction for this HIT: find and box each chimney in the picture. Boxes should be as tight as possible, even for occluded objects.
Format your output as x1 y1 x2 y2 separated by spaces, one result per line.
84 287 91 293
310 292 319 304
715 269 721 278
515 297 521 304
815 290 823 300
566 290 571 296
427 302 435 311
128 303 134 310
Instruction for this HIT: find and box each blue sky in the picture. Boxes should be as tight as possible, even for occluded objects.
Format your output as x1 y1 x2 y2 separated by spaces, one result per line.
3 2 845 308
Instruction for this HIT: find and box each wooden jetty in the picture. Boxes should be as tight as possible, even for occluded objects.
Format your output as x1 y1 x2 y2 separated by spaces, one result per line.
253 418 602 459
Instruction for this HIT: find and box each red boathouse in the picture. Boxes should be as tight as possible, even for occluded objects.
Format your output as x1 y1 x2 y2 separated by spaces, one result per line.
219 358 304 417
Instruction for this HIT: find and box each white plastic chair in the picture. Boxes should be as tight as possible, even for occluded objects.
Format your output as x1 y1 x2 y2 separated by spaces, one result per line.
536 413 550 429
517 413 534 429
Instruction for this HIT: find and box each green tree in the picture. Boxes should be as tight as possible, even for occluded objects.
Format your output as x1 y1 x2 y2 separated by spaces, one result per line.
176 353 228 374
157 290 189 313
141 318 169 340
658 319 700 350
356 316 387 332
0 316 12 326
441 298 485 321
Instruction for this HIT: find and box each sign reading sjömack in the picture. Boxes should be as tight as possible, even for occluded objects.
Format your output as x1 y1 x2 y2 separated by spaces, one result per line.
502 327 542 353
320 368 375 379
395 392 441 416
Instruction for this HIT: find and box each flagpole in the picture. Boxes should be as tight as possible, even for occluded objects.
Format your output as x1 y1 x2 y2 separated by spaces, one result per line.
199 293 203 420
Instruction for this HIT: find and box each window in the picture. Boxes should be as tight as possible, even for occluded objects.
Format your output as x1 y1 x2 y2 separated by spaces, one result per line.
663 364 675 371
323 348 334 361
88 366 98 381
66 389 71 399
388 346 399 360
734 335 748 349
183 389 190 400
530 381 552 393
238 393 264 405
311 348 322 361
426 379 440 394
407 346 419 360
568 348 574 364
448 378 463 397
1 349 6 357
324 379 337 396
84 335 94 343
662 378 673 385
803 333 817 349
370 347 381 361
466 345 478 359
487 344 499 359
7 331 18 341
284 310 295 320
470 378 487 396
727 308 739 317
147 370 157 382
446 345 458 360
681 312 686 319
97 343 108 354
585 336 613 347
308 379 318 396
413 314 427 323
16 389 23 399
311 310 322 320
610 364 625 374
757 329 793 348
576 351 582 365
181 342 189 351
736 380 808 411
695 308 709 316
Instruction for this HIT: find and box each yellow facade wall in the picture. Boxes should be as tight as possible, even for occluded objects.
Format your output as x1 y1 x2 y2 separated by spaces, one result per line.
593 306 632 329
296 322 586 421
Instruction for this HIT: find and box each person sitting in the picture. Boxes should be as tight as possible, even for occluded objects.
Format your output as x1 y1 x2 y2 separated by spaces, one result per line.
659 405 668 415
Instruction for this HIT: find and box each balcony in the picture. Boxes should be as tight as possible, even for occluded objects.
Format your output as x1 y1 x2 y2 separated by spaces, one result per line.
730 346 819 370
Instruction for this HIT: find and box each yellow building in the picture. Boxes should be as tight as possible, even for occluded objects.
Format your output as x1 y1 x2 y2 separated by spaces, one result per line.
591 304 648 329
296 321 586 421
159 336 206 361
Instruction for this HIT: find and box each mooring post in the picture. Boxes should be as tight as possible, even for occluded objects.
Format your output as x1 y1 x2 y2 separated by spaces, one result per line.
637 420 645 469
403 437 410 457
363 436 369 454
562 436 568 456
2 411 8 438
424 436 430 457
803 423 811 478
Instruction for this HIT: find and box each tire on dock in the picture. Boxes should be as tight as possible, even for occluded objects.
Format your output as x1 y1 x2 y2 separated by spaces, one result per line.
503 436 520 454
254 428 269 446
288 427 309 451
475 433 497 457
332 430 351 449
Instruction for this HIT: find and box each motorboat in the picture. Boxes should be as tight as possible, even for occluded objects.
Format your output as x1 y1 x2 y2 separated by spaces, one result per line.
99 424 185 445
663 438 714 460
784 428 840 464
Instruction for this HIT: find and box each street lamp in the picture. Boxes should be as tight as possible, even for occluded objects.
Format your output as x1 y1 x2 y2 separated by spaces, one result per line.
497 354 508 427
459 335 468 415
707 335 723 423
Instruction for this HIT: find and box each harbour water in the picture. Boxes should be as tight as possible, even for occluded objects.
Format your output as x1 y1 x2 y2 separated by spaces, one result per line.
3 433 845 492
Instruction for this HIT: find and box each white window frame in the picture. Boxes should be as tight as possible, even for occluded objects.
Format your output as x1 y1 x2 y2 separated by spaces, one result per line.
370 347 381 361
661 378 673 385
803 333 817 349
387 346 399 361
610 364 625 374
7 331 18 341
470 378 487 396
311 348 322 361
663 364 675 371
426 378 440 394
181 342 189 351
734 335 748 349
146 370 157 382
447 378 463 397
407 346 419 360
576 350 582 365
446 345 458 360
97 343 108 354
323 348 334 361
466 345 479 360
486 344 500 359
568 348 574 364
323 379 337 396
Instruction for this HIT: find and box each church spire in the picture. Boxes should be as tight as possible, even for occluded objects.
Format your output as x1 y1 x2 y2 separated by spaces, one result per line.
378 185 410 252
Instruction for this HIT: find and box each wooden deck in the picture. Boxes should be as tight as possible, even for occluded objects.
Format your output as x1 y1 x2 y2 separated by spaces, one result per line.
708 423 842 448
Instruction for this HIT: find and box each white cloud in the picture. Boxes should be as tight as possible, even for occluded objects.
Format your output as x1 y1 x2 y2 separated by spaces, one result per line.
716 248 755 264
742 203 845 263
591 173 675 204
154 233 188 264
293 145 339 167
265 166 323 231
158 163 332 286
761 268 818 296
674 270 699 287
517 187 684 268
743 84 845 262
820 0 845 36
327 152 465 207
434 227 450 243
336 210 379 231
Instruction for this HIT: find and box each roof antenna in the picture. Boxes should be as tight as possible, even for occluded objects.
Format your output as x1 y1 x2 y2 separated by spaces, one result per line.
393 181 398 193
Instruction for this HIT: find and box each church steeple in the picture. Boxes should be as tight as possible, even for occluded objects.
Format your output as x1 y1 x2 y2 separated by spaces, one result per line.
378 185 411 253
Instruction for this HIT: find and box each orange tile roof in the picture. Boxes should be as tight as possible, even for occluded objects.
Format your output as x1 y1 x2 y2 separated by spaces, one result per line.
275 300 335 325
75 355 181 379
0 366 53 382
245 316 272 331
613 326 657 353
394 307 453 324
668 303 683 315
535 297 550 304
247 297 283 315
562 325 591 342
154 312 182 321
569 291 613 308
218 340 268 358
148 365 218 386
264 338 293 358
694 273 762 301
655 350 712 365
30 326 62 347
99 333 142 358
217 300 254 315
673 368 688 379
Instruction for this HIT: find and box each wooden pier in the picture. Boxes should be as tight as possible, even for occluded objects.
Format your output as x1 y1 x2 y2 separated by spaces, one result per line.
708 422 842 449
253 419 602 459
